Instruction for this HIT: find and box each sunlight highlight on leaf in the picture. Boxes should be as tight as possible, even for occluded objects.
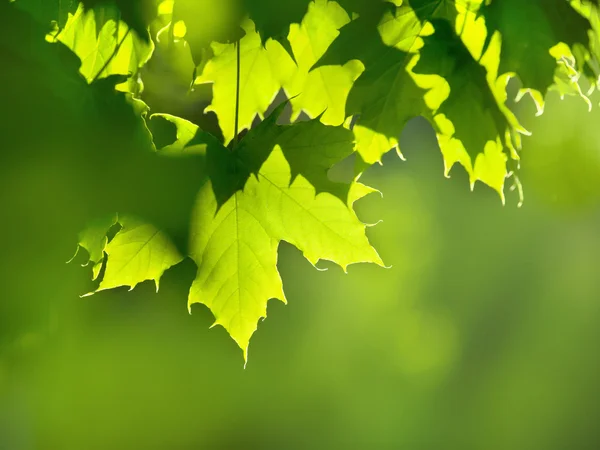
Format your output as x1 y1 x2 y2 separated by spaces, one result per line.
195 19 295 144
51 4 154 92
187 107 383 358
92 216 183 294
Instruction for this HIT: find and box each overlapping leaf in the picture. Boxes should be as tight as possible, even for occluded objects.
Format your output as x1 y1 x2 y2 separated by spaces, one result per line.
50 3 154 92
183 0 599 196
313 2 438 164
283 0 363 125
243 0 311 59
480 0 592 105
203 106 381 352
310 1 519 195
82 105 382 357
413 16 526 197
82 215 184 294
194 19 294 144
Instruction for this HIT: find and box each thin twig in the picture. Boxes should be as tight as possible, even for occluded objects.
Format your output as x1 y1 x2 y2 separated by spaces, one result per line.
233 39 241 148
91 28 131 83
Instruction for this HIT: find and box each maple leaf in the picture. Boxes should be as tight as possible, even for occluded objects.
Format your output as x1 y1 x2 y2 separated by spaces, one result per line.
194 19 294 144
313 3 431 164
242 0 311 59
51 3 154 92
414 11 529 198
283 0 363 126
185 104 383 358
480 0 592 102
196 0 365 142
413 19 523 184
83 215 184 295
312 1 528 196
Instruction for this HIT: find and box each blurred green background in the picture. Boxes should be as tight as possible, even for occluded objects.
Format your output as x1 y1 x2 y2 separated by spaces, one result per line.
2 8 600 445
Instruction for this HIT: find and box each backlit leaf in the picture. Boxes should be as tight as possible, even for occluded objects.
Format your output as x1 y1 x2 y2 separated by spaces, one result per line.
194 19 294 144
91 215 184 294
187 106 383 358
51 4 154 92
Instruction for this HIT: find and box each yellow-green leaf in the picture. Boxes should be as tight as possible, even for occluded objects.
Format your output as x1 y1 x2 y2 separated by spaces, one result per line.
188 106 383 358
194 19 294 144
92 216 183 293
51 4 154 92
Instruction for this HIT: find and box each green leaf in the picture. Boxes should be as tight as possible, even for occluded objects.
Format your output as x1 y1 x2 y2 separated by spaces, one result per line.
194 19 294 144
243 0 311 59
51 3 154 92
413 14 527 198
314 3 429 164
414 19 517 160
480 0 592 100
313 1 528 196
271 113 357 202
545 48 593 108
408 0 459 24
89 216 184 294
75 214 118 280
149 113 209 156
283 0 363 125
188 106 383 358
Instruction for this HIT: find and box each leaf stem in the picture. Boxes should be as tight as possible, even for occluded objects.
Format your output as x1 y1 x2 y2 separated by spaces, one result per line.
233 38 241 148
459 1 470 37
91 28 131 83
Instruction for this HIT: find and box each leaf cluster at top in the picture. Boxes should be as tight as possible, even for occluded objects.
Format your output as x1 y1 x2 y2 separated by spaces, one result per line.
7 0 600 359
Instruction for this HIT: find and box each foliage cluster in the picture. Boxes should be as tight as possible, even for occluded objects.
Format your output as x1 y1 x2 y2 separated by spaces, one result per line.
5 0 600 358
